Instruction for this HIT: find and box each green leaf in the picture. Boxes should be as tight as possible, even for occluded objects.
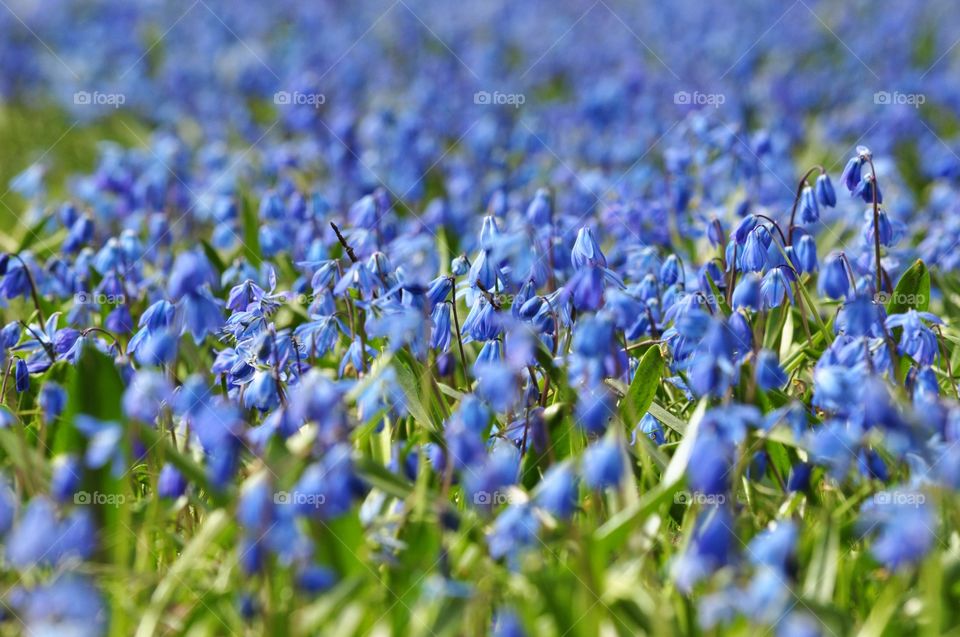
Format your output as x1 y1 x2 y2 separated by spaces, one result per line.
239 192 263 266
619 346 663 428
886 259 930 314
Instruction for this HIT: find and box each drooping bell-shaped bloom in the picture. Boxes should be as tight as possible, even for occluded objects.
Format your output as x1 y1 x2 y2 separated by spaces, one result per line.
571 226 606 270
815 173 836 207
818 255 850 300
885 310 942 366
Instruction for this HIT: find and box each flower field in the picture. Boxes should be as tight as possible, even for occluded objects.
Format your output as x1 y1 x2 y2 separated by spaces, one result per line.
3 1 960 635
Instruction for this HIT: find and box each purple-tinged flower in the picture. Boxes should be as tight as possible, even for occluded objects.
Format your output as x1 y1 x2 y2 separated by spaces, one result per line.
741 226 771 272
14 358 29 393
761 268 794 309
50 454 82 503
734 214 759 245
9 574 106 637
123 370 173 423
488 502 539 563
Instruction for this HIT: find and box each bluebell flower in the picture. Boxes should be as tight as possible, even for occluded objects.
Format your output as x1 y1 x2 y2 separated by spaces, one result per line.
885 310 942 366
741 226 771 272
9 574 107 637
815 173 836 207
688 429 735 495
840 151 865 192
748 521 797 572
488 503 539 564
158 463 187 499
732 273 761 310
734 214 759 244
633 412 665 445
787 462 813 492
75 415 125 474
534 463 577 519
430 302 452 351
672 505 735 592
756 349 787 390
862 208 895 246
859 490 934 570
296 566 337 593
799 186 819 223
575 385 615 436
582 436 624 489
168 251 217 300
567 266 606 311
660 254 682 286
525 187 552 226
123 370 173 423
571 226 606 269
492 609 526 637
760 267 794 309
14 358 29 393
688 318 738 398
794 233 818 273
0 473 13 535
852 174 882 204
50 454 82 503
38 381 67 424
818 255 850 300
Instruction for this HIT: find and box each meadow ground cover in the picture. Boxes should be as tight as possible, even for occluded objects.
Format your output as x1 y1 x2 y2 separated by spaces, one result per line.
4 1 960 635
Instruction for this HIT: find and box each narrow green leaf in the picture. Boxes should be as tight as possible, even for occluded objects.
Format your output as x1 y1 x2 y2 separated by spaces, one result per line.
620 346 663 428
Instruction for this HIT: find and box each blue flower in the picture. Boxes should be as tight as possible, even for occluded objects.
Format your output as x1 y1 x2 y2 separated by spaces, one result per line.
9 574 107 637
741 226 771 272
859 490 934 570
732 273 761 310
535 463 577 519
794 234 818 273
815 173 836 207
38 381 67 424
571 226 606 269
885 310 942 366
799 186 819 223
633 412 665 445
15 358 29 393
818 255 850 300
760 268 794 309
582 436 624 489
755 349 787 390
672 505 735 592
158 463 187 499
488 503 539 563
